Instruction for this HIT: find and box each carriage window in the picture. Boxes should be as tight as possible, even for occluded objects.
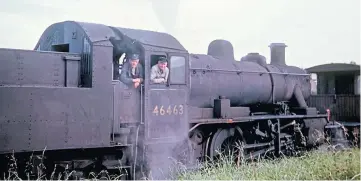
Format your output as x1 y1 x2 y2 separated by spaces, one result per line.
170 56 186 84
356 75 360 95
310 73 317 95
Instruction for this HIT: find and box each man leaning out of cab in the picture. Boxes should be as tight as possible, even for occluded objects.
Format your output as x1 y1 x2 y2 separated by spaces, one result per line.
120 53 144 88
150 56 169 84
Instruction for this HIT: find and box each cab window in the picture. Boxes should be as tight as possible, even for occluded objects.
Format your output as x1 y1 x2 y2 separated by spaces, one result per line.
170 56 186 84
149 54 168 84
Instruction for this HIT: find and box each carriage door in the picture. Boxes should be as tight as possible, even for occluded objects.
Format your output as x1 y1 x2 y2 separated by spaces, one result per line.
145 52 189 143
143 52 189 178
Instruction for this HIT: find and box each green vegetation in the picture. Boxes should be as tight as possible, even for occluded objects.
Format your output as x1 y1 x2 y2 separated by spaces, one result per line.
2 146 360 180
176 147 361 180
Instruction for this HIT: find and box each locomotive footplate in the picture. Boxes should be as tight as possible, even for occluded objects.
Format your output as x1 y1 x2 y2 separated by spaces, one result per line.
189 114 328 125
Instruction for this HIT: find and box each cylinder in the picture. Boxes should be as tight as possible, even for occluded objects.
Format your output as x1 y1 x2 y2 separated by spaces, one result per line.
189 54 311 108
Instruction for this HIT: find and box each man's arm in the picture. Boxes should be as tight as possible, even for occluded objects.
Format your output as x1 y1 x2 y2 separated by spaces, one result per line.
119 63 134 85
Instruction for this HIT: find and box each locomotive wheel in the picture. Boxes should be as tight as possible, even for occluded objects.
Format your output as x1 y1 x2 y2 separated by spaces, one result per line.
208 128 245 161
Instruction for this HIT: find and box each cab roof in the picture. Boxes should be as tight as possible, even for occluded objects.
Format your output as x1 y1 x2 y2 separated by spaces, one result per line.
35 20 187 52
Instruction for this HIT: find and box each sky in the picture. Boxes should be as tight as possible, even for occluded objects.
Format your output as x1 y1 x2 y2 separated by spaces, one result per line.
0 0 359 68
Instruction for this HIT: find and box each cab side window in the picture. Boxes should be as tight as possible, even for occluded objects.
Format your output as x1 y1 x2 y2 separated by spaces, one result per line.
169 56 186 84
150 55 169 84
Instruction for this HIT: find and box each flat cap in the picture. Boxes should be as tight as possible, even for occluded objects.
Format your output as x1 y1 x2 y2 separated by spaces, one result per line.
158 56 167 63
129 53 140 60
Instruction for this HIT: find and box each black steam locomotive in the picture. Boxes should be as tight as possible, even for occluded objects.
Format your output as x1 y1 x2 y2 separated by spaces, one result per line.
0 21 330 179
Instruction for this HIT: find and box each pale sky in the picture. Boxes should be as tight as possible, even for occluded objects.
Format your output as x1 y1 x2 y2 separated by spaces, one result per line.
0 0 359 68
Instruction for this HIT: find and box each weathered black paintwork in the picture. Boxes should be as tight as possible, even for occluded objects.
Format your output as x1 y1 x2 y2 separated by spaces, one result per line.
189 42 311 108
0 21 330 180
0 20 188 151
0 20 192 180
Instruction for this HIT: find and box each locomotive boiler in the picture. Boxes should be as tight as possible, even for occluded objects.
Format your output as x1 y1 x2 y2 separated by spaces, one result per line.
189 40 310 108
0 20 331 180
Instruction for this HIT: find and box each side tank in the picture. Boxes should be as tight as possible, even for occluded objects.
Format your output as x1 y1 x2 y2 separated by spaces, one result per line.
189 40 311 108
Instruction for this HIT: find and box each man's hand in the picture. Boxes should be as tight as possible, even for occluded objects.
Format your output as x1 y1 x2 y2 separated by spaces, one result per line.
134 82 140 88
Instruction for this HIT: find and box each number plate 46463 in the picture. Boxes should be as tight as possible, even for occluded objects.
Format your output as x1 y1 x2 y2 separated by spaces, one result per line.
152 105 184 116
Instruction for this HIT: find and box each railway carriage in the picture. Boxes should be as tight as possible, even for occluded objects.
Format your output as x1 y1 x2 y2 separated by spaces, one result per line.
306 63 360 145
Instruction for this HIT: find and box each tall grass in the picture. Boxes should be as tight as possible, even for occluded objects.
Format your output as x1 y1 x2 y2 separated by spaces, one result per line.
2 145 360 180
177 147 361 180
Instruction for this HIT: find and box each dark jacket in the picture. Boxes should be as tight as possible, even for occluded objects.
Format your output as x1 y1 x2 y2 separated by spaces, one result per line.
120 62 144 85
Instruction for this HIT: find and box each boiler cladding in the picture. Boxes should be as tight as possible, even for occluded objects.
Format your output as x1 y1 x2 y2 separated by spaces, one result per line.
188 41 311 108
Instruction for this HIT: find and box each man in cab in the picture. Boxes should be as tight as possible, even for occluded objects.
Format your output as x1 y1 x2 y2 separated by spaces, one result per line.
150 56 169 84
120 53 144 88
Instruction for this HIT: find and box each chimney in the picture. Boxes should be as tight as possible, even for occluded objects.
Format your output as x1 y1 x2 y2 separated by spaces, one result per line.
269 43 287 66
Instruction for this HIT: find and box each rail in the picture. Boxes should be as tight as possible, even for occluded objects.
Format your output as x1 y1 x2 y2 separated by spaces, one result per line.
190 68 310 76
140 84 144 124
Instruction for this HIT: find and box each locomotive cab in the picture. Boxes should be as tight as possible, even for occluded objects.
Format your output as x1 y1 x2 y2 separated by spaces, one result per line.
107 26 192 178
0 21 192 180
136 46 191 180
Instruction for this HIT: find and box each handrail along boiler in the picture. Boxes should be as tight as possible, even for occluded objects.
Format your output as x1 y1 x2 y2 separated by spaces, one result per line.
0 21 329 180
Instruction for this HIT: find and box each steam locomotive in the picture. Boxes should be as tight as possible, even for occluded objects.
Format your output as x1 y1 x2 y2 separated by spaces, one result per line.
0 21 330 180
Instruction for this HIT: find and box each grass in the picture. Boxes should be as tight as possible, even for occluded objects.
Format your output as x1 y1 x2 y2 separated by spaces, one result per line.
2 145 360 180
176 146 361 180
